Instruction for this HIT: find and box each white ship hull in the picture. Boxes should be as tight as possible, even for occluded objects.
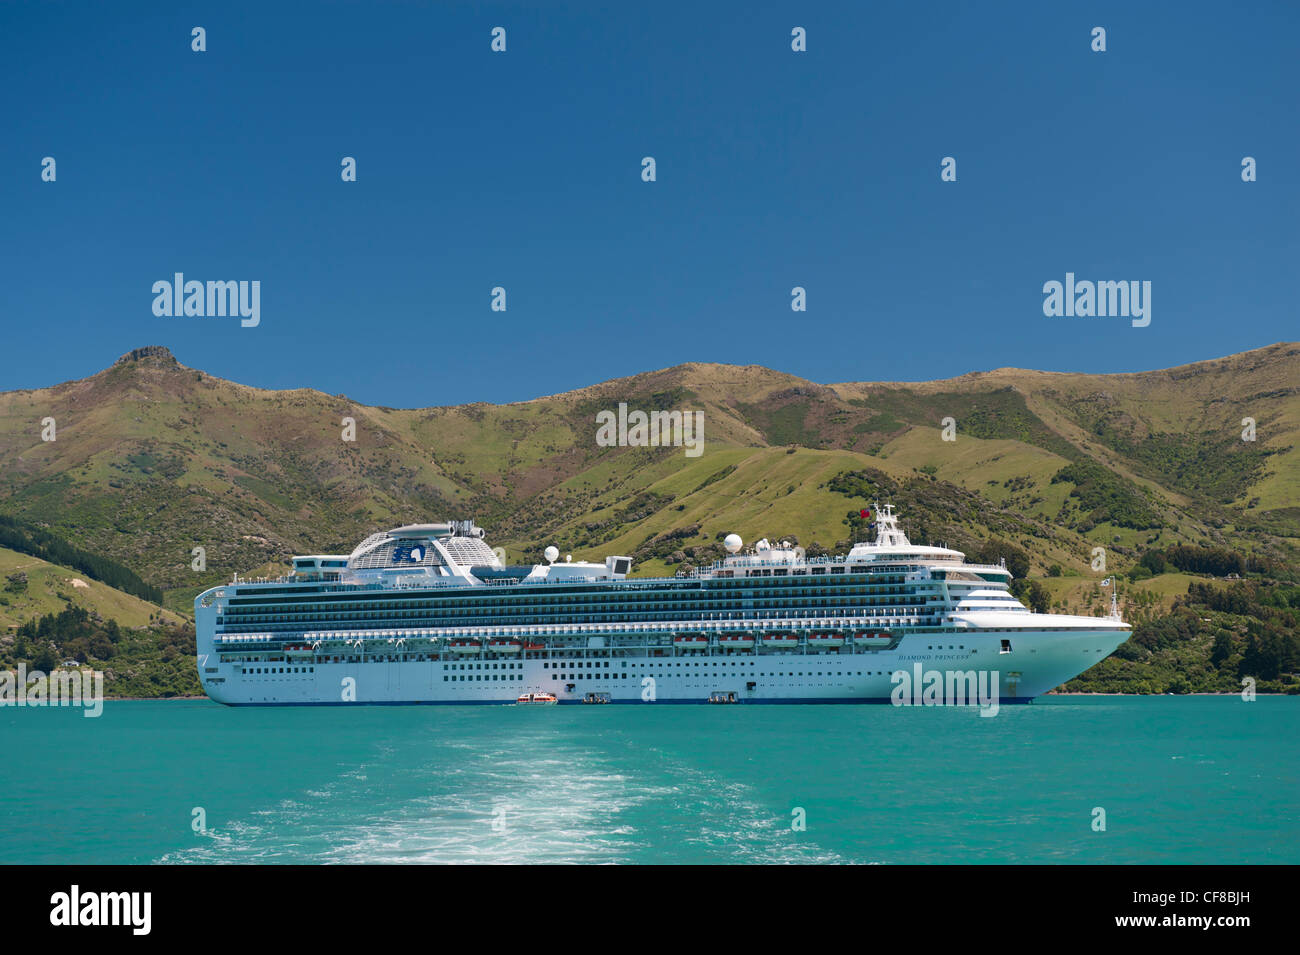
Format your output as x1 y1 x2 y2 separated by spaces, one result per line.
197 620 1128 706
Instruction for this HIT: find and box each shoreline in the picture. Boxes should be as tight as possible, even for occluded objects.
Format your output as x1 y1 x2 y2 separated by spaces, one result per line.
95 691 1294 702
1045 690 1290 696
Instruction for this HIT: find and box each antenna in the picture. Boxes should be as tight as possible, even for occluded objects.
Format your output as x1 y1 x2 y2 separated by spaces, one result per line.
1099 576 1120 620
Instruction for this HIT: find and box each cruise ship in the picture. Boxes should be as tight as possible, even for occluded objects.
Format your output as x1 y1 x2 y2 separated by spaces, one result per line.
194 506 1131 706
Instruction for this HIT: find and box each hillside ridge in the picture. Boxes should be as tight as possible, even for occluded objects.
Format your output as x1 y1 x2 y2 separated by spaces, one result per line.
0 341 1295 621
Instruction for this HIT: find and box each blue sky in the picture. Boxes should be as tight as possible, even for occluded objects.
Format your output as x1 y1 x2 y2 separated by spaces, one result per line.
3 1 1296 407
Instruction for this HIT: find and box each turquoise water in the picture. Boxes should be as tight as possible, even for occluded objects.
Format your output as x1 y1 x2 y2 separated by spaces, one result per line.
1 697 1295 864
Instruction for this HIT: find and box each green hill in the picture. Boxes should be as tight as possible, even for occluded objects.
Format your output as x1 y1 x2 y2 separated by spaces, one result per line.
2 343 1295 596
0 342 1296 696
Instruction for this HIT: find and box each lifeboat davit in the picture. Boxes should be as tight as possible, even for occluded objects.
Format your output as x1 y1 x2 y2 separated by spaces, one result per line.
450 639 484 654
807 632 845 649
760 632 799 649
489 639 523 654
718 633 755 650
674 634 710 651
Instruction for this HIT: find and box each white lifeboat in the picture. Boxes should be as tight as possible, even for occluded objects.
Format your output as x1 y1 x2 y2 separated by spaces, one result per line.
489 639 523 655
760 632 799 649
807 632 845 649
854 631 894 648
450 639 484 655
718 633 755 650
673 634 710 651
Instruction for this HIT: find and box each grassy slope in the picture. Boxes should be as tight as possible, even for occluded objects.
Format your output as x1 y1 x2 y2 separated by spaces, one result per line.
0 545 184 632
0 543 200 698
1 344 1295 588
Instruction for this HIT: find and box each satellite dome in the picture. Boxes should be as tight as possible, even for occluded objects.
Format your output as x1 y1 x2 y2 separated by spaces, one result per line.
723 533 743 554
544 545 559 563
